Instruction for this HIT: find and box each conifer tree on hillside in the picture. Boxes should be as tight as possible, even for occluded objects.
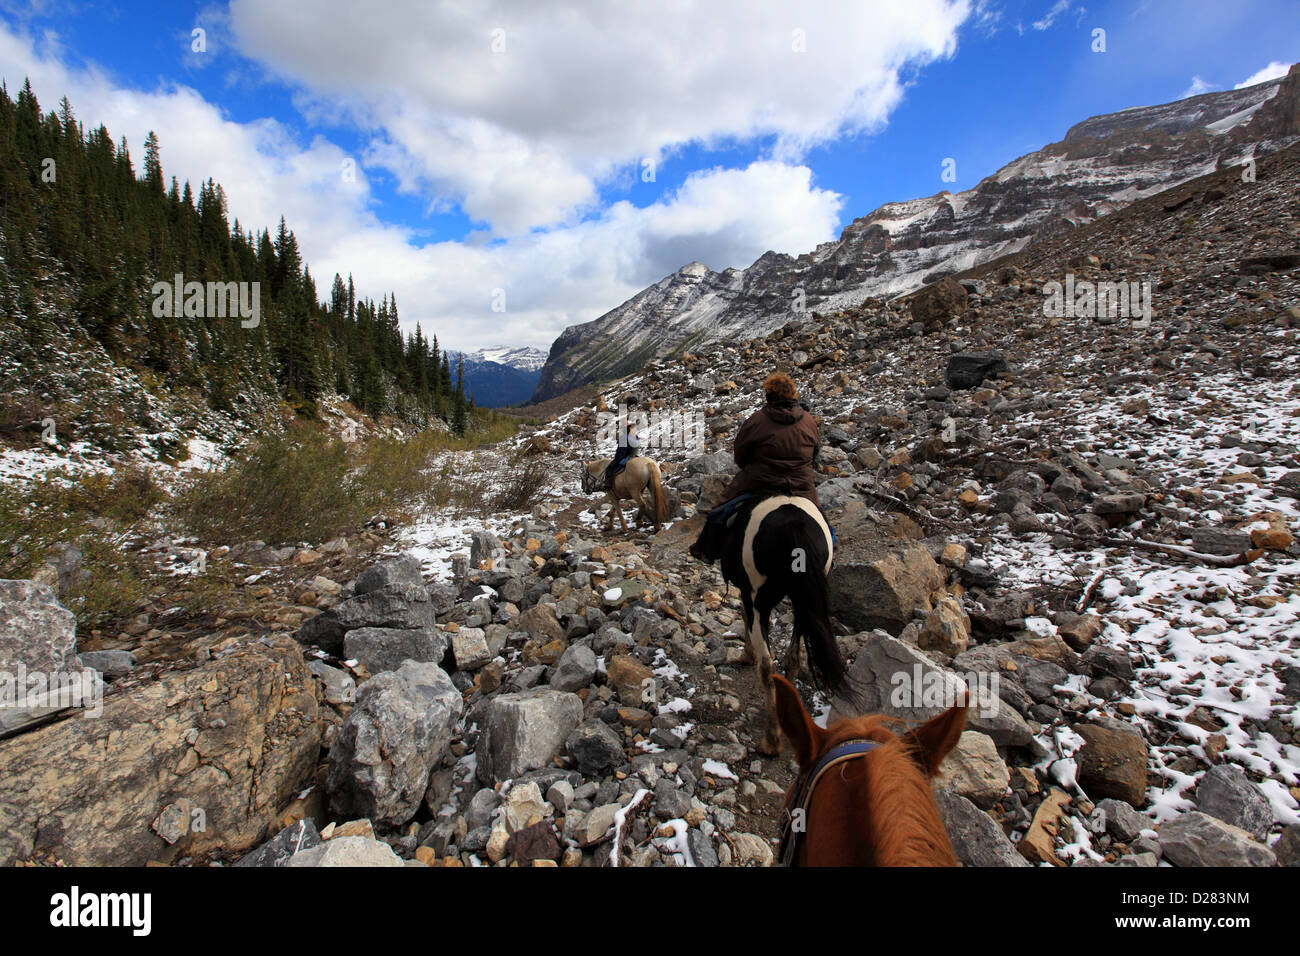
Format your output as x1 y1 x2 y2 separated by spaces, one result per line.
0 84 460 432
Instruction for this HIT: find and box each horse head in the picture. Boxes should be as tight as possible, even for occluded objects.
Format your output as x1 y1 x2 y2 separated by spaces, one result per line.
773 674 966 866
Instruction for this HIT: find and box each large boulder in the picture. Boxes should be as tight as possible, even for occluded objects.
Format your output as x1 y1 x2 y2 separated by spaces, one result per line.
830 633 1033 747
0 580 89 735
827 542 945 635
910 277 968 330
1195 764 1273 841
327 661 463 826
684 452 738 476
1158 812 1276 867
341 626 448 674
476 687 583 784
0 634 319 866
296 584 452 655
1074 724 1149 808
353 552 425 595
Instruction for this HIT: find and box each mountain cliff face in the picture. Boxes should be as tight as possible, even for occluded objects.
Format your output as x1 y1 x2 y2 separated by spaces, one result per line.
531 65 1300 403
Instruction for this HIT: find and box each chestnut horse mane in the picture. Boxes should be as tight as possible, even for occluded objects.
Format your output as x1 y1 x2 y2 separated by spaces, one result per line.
812 716 958 866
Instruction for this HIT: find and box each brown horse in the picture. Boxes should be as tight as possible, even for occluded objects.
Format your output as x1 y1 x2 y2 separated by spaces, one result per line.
773 674 966 866
581 457 668 533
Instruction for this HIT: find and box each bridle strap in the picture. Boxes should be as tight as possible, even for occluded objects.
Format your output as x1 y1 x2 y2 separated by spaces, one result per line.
779 739 879 867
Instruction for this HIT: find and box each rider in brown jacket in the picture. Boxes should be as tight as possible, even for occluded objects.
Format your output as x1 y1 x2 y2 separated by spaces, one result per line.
690 372 820 563
717 372 820 508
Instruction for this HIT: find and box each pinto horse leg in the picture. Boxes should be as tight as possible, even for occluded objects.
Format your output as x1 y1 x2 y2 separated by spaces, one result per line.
742 591 780 756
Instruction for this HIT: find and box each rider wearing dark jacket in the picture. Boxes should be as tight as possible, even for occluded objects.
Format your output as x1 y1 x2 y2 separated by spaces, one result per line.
716 373 820 508
690 372 820 563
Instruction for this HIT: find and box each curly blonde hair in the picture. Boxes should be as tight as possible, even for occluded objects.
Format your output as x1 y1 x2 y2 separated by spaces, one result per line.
763 372 797 401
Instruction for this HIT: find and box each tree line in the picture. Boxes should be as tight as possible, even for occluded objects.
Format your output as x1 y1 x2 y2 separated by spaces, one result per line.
0 80 471 430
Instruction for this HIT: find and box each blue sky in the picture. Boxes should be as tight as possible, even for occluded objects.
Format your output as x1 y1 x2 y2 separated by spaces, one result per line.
0 0 1294 351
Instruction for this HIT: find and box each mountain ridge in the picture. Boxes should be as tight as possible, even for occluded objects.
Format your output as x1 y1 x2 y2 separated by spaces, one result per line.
531 64 1300 403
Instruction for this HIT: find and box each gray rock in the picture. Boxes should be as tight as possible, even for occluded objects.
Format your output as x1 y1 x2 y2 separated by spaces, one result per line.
354 552 425 596
285 835 405 867
1158 812 1276 867
830 633 1033 747
1013 656 1069 703
566 719 625 776
687 828 719 867
327 661 463 826
1190 528 1253 556
0 579 87 734
827 542 946 635
933 789 1029 867
464 787 502 832
235 819 321 867
470 531 503 568
1094 798 1148 843
1081 644 1134 681
78 649 134 678
1095 493 1146 515
945 351 1006 390
550 643 598 692
476 687 584 784
297 585 449 655
1195 765 1273 841
654 778 691 820
684 451 738 476
546 780 575 814
342 626 448 674
450 627 492 670
307 660 357 704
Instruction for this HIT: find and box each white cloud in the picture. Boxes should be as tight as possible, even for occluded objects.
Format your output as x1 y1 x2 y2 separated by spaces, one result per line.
1182 75 1215 98
225 0 969 235
1235 61 1291 89
1032 0 1070 31
0 22 843 353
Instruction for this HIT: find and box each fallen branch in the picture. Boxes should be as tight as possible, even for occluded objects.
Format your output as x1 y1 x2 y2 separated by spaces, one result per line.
1056 529 1265 568
1076 566 1107 613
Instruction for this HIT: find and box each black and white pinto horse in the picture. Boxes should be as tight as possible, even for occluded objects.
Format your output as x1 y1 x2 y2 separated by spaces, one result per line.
718 495 853 755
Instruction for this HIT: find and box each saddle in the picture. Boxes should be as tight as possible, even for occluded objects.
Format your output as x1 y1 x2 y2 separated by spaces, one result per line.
688 493 755 564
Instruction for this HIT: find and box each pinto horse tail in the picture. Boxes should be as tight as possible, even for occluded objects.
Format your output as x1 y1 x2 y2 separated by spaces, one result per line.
789 519 855 703
647 463 668 525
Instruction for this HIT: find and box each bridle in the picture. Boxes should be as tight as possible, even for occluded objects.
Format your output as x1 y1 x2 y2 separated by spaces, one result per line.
778 738 879 867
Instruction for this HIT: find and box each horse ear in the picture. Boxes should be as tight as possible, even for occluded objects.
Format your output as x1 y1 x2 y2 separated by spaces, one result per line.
773 675 822 768
902 693 967 777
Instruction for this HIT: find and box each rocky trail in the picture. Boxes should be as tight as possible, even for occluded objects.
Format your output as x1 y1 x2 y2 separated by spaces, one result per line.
3 142 1300 869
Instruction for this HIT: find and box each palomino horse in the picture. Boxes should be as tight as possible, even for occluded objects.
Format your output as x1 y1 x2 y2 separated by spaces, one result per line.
715 494 854 755
773 674 966 866
581 457 669 533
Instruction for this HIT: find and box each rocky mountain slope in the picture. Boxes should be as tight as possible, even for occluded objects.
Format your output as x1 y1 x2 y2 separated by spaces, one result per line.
532 65 1300 403
3 131 1299 870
